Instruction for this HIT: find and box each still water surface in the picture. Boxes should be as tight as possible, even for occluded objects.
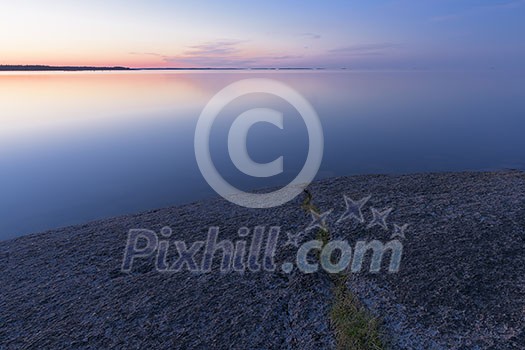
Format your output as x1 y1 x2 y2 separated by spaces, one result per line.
1 70 524 239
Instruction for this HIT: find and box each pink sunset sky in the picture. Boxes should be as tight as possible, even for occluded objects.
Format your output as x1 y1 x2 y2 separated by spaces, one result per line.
1 0 524 69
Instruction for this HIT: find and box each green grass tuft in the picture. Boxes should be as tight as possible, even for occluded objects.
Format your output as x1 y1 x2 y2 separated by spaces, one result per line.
330 282 384 350
301 189 385 350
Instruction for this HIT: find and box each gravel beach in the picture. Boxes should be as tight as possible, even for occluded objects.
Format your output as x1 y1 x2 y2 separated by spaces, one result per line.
1 171 524 349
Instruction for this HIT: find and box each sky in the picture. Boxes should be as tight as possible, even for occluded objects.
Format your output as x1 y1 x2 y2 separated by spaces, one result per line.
1 0 524 69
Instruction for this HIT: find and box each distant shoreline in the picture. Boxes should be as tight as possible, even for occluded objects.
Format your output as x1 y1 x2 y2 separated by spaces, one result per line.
0 65 131 71
0 65 324 72
137 67 322 71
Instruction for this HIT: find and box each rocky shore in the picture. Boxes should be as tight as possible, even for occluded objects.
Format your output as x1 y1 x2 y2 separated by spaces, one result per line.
1 171 524 349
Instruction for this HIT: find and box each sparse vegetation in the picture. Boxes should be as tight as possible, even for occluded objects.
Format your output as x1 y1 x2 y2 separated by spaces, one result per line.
301 189 385 350
330 277 384 350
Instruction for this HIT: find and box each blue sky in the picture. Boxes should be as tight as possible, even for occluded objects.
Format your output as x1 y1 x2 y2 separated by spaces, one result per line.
1 0 524 68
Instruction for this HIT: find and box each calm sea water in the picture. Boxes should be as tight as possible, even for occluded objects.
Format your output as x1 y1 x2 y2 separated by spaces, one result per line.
1 70 524 239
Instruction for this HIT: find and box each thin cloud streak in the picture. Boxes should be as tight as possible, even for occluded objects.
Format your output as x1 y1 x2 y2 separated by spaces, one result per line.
329 43 402 56
297 32 321 40
185 40 246 56
168 40 248 67
430 0 525 22
129 40 304 67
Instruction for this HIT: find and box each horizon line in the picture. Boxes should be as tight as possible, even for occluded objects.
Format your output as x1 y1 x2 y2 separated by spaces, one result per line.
0 64 330 72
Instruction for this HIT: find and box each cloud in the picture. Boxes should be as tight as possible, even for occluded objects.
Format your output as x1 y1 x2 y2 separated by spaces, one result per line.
297 32 321 40
184 40 246 56
267 55 303 60
165 54 304 68
479 0 525 9
328 43 401 56
169 40 250 67
129 40 304 67
164 56 256 67
430 0 524 22
129 40 247 67
128 52 167 58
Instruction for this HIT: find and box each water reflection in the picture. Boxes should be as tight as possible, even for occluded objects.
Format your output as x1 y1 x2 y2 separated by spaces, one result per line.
1 70 524 239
